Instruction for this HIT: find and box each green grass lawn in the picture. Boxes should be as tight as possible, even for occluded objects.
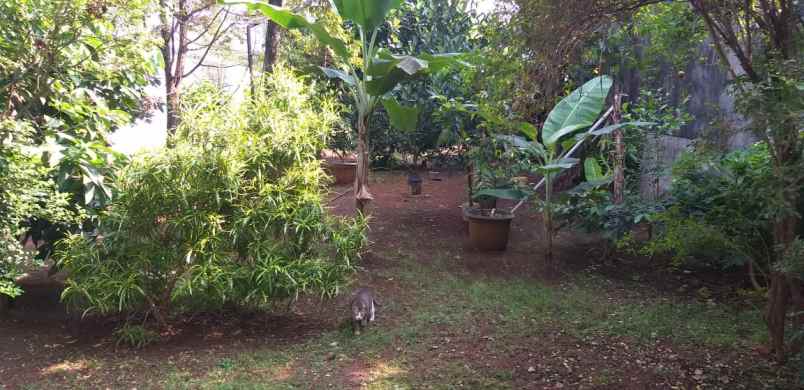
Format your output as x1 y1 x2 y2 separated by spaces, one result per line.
149 250 781 390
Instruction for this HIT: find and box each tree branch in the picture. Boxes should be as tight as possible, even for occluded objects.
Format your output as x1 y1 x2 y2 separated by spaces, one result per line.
182 13 233 78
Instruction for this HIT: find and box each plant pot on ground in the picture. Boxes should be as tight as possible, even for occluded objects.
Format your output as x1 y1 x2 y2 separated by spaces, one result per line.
408 172 423 195
324 160 357 185
466 207 515 251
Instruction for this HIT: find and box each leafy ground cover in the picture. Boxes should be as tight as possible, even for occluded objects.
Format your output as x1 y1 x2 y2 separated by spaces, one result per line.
0 172 796 389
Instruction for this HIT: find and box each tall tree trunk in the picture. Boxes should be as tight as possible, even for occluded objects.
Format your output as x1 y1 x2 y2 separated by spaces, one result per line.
262 0 283 73
767 214 798 361
160 0 187 137
354 113 373 213
765 117 803 361
165 82 181 134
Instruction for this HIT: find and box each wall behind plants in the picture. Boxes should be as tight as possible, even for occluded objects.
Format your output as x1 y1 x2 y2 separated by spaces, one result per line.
56 68 367 324
616 40 750 146
599 2 750 148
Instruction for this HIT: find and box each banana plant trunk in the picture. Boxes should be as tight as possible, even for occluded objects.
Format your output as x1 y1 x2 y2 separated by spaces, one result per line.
544 174 554 265
354 113 373 213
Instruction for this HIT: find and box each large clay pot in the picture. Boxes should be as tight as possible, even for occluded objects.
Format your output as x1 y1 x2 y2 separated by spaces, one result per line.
466 208 514 251
325 161 357 185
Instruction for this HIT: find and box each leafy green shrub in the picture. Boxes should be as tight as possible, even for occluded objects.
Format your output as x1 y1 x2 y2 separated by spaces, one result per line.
57 68 367 324
640 142 778 286
0 120 80 299
557 186 666 244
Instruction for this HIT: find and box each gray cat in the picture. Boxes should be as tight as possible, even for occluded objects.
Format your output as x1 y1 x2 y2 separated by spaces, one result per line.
350 287 379 335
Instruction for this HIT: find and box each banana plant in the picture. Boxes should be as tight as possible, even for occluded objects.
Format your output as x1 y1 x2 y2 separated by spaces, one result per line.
221 0 466 213
477 76 649 263
528 76 613 263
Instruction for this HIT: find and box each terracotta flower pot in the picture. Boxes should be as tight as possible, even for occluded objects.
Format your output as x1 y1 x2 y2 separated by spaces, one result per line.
466 208 514 251
325 161 357 185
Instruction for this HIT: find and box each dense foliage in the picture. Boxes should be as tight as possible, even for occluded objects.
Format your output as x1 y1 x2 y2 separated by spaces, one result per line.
0 0 157 279
640 144 776 283
0 0 156 208
377 0 478 167
0 120 79 298
57 69 367 324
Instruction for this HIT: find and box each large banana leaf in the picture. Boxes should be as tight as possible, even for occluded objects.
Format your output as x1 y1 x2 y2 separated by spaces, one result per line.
518 122 538 141
381 97 420 132
583 157 609 181
319 67 355 86
589 121 654 136
542 75 613 146
537 158 580 174
419 53 471 72
331 0 402 32
221 0 350 60
366 52 468 96
366 53 428 95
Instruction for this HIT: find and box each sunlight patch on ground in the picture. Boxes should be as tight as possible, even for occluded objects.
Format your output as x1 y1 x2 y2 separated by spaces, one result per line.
41 359 89 376
357 360 407 388
252 361 294 382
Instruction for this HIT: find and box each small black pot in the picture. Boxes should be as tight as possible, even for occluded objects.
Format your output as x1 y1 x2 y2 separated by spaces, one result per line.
475 196 497 210
408 173 423 195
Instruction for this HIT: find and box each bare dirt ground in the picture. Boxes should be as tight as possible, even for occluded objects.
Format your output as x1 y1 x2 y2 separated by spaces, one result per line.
0 171 797 389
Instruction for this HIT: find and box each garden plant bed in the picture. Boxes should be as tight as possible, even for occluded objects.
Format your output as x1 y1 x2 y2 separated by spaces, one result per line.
0 172 796 389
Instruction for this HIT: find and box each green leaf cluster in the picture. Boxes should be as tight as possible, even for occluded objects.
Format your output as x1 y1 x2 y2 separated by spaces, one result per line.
0 0 157 209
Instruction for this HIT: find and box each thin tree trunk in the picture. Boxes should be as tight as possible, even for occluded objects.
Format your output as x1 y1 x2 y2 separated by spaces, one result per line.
355 113 373 213
246 24 255 98
766 212 802 361
161 0 187 137
544 175 553 265
612 92 625 205
165 83 181 134
766 270 791 361
467 162 473 207
262 0 283 73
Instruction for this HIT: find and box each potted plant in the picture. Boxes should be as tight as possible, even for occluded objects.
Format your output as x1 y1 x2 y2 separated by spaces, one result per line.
464 137 530 251
503 76 649 262
322 121 358 186
325 159 358 186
